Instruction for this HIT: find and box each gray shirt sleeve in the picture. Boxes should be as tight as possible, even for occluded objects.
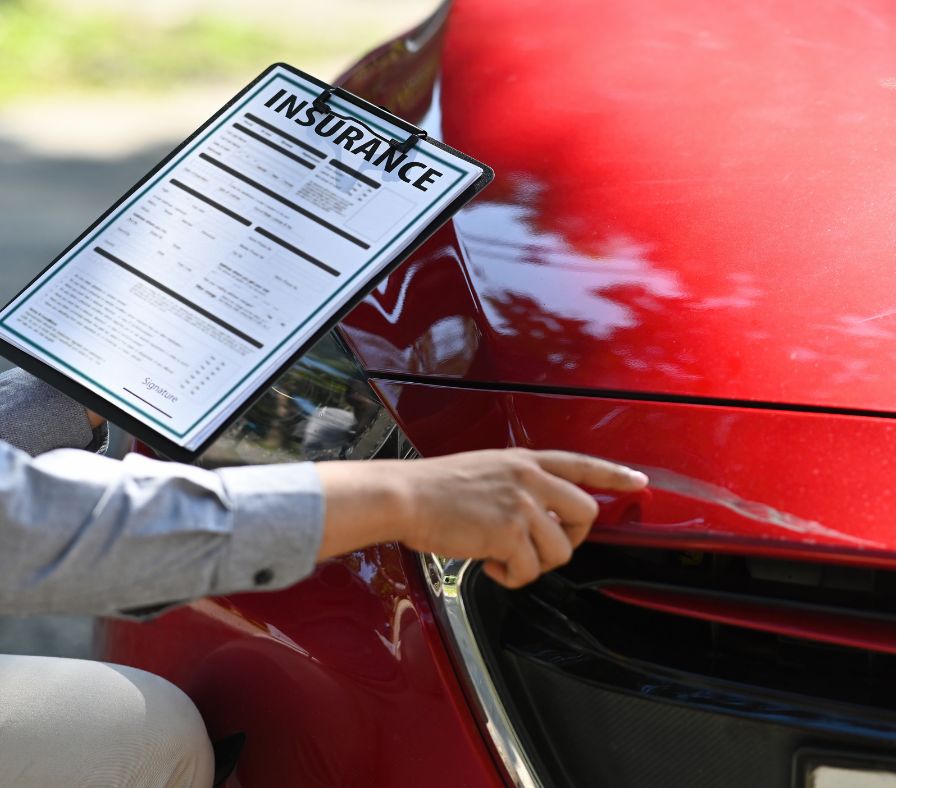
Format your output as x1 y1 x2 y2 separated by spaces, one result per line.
0 369 324 617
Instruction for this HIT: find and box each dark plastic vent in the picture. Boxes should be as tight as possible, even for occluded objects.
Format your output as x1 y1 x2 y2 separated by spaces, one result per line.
462 544 895 788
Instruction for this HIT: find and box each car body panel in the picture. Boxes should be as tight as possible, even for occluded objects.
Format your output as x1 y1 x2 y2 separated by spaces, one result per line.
102 379 894 785
97 542 504 788
99 0 895 785
341 0 895 413
371 380 895 562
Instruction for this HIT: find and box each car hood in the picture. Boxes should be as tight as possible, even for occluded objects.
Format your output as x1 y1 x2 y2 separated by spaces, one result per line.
341 0 895 413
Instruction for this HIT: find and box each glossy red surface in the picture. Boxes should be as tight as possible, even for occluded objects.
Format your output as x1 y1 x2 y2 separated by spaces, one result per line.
97 544 503 788
99 2 895 783
342 0 895 412
372 380 896 561
599 583 895 654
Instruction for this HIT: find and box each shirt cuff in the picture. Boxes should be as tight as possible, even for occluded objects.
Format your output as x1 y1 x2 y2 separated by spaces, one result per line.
213 461 324 594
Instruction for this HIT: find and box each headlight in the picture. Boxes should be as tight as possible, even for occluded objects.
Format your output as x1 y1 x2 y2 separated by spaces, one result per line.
198 330 399 467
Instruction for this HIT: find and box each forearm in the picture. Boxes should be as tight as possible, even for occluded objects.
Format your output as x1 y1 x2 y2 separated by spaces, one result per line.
316 460 410 560
0 360 648 609
0 441 323 616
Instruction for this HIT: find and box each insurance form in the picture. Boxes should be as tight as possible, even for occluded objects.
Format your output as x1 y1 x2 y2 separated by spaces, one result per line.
0 65 488 456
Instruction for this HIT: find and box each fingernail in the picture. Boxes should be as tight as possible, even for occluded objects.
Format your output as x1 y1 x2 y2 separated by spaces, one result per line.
625 468 649 486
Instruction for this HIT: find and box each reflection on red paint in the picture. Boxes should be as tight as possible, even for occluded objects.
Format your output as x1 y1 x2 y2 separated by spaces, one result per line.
98 543 503 788
599 582 895 654
342 0 895 413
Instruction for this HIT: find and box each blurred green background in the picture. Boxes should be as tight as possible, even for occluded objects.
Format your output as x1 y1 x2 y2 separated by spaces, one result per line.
0 0 435 102
0 0 438 658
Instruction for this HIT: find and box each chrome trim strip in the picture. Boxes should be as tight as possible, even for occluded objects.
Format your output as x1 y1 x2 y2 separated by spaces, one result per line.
420 553 542 788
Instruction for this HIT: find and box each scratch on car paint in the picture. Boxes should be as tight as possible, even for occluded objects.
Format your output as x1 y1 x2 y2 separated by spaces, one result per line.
858 309 895 323
633 517 708 529
633 464 880 547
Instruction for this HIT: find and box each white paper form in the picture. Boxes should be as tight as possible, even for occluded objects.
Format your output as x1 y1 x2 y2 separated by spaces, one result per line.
0 66 483 450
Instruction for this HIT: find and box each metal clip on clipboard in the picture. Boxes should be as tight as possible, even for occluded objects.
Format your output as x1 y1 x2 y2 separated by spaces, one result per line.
312 85 428 154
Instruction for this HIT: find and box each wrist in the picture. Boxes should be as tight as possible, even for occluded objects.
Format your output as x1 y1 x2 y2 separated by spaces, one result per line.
316 461 416 560
371 460 418 541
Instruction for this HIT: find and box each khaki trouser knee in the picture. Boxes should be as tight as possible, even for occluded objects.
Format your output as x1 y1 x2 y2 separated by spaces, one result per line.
0 654 214 788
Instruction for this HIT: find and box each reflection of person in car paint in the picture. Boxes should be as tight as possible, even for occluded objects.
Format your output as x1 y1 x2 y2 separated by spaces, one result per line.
300 404 358 457
0 367 647 787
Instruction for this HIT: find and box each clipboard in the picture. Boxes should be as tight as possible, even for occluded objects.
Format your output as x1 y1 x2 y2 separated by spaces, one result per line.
0 63 494 463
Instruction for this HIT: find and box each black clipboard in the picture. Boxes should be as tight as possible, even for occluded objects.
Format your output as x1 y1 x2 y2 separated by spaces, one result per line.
0 63 494 463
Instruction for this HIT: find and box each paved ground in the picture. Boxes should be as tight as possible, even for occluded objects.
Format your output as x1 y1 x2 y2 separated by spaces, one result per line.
0 0 437 659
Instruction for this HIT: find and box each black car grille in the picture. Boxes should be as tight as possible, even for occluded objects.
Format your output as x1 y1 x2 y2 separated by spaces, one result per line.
462 544 895 788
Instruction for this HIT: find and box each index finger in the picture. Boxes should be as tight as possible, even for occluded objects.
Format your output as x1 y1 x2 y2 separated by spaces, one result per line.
531 451 649 492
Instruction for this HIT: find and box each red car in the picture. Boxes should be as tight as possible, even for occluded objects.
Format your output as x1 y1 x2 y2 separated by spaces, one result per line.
98 1 896 786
